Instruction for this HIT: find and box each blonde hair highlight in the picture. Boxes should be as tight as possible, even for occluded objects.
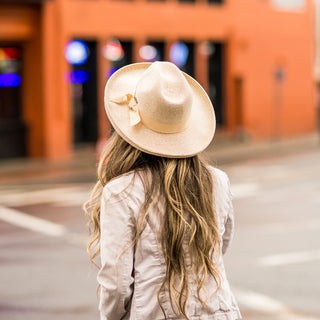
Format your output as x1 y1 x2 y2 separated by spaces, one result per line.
84 132 221 319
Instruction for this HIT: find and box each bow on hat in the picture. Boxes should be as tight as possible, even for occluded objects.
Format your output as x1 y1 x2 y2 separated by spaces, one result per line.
111 94 141 126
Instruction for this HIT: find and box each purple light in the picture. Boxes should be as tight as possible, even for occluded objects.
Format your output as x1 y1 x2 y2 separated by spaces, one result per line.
0 73 21 87
64 70 92 84
170 42 189 67
108 68 119 78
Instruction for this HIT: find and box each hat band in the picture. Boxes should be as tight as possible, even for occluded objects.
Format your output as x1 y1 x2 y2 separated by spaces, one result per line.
140 111 189 134
111 94 189 133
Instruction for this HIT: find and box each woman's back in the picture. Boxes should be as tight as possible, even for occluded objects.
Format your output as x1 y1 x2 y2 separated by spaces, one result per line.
97 166 241 320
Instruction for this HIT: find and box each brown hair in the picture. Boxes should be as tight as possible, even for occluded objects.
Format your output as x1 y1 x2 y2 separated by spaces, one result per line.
84 132 221 319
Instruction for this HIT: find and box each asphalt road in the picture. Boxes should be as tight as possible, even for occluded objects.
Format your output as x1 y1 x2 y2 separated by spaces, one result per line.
0 148 319 320
224 148 320 320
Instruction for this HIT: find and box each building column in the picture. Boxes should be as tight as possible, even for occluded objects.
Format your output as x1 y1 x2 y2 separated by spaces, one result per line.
195 40 209 93
41 0 71 159
23 8 44 158
165 38 176 62
225 37 238 136
97 38 112 152
133 38 146 63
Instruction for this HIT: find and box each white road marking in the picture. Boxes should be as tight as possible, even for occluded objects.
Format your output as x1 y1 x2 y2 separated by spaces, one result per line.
0 186 90 207
233 287 319 320
0 205 67 237
257 250 320 267
231 183 260 199
233 287 290 313
0 205 87 246
239 218 320 233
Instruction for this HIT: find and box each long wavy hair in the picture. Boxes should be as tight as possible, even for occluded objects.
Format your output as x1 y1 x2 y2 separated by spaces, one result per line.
84 132 221 319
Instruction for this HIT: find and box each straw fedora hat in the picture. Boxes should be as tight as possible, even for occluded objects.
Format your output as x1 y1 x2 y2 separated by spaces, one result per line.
104 61 216 158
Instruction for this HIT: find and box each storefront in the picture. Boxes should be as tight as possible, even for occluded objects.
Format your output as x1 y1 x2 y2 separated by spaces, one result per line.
0 0 316 159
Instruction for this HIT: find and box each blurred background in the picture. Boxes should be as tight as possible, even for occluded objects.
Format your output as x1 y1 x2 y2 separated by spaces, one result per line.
0 0 319 319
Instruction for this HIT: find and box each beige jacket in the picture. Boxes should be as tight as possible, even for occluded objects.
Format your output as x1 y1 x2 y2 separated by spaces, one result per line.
98 167 241 320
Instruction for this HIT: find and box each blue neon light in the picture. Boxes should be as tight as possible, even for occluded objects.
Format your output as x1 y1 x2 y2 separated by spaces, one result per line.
0 73 21 87
65 40 89 66
64 70 92 84
170 42 189 67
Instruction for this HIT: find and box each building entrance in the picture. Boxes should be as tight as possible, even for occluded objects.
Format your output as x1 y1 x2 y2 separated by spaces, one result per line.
67 40 98 145
0 45 26 158
208 42 224 126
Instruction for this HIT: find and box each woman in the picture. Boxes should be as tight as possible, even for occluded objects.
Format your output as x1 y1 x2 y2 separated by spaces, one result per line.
85 61 241 320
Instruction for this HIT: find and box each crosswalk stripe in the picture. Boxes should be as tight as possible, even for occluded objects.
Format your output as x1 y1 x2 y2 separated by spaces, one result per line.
0 205 67 237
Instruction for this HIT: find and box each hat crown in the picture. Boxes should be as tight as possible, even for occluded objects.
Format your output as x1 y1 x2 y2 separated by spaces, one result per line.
135 61 193 133
104 61 216 157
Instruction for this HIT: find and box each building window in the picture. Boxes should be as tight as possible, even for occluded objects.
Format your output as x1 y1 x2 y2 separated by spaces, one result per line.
140 41 165 62
109 40 133 72
208 42 224 125
102 38 133 77
65 40 98 144
169 41 195 77
0 45 26 158
180 41 195 77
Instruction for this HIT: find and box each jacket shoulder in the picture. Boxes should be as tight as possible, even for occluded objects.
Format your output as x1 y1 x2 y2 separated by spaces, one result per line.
207 166 230 188
102 171 145 209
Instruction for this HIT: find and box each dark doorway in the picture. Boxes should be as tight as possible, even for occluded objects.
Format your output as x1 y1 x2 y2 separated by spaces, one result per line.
110 40 133 72
71 40 98 144
147 41 165 61
234 77 244 134
0 45 26 158
208 42 224 126
180 41 195 78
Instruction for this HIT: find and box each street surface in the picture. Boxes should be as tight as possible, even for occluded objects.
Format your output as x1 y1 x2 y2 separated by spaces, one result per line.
0 147 319 320
224 149 320 320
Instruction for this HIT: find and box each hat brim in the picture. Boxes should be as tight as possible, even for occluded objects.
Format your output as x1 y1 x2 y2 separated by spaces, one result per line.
104 63 216 158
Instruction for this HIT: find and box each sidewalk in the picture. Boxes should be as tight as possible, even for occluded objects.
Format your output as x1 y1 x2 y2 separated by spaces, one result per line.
203 132 320 165
0 133 319 187
0 145 97 187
